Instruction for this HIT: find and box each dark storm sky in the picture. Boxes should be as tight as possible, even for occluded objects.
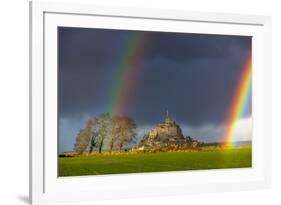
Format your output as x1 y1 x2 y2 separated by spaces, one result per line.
58 27 252 152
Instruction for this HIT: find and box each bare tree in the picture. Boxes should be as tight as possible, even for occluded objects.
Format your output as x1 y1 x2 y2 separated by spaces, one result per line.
96 113 111 153
73 118 96 153
114 116 137 150
108 116 121 151
73 113 137 153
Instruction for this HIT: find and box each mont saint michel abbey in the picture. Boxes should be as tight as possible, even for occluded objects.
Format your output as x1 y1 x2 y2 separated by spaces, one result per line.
137 111 200 149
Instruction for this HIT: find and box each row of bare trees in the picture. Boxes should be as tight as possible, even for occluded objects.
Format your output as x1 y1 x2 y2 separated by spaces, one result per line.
74 113 137 154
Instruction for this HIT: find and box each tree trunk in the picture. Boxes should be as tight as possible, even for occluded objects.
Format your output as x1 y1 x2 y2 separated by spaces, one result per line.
89 145 93 154
109 139 114 151
99 141 103 153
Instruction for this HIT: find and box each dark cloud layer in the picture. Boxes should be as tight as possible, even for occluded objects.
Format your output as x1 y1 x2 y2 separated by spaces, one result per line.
58 27 251 127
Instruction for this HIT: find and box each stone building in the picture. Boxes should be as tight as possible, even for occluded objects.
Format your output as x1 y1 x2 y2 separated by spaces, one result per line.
137 111 200 149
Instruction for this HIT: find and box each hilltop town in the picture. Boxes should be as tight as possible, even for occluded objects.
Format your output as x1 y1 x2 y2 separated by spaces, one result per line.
136 112 202 150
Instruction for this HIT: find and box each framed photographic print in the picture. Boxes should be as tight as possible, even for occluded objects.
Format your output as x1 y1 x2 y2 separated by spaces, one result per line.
30 1 271 204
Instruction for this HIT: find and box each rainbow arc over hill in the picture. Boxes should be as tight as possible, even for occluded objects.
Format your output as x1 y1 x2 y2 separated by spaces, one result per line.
105 30 252 147
223 54 252 147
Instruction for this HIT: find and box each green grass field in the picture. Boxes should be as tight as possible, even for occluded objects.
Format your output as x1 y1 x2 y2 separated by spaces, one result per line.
58 147 252 177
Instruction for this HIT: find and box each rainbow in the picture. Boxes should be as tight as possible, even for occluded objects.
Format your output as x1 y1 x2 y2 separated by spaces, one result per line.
223 54 252 147
107 32 148 115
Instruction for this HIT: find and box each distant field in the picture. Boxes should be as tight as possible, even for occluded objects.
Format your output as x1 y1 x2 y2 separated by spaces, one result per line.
58 147 252 177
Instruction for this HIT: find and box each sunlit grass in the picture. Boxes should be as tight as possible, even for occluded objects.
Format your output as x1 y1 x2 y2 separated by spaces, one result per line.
58 146 251 177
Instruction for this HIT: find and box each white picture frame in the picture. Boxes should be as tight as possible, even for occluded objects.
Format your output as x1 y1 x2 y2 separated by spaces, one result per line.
30 1 272 204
